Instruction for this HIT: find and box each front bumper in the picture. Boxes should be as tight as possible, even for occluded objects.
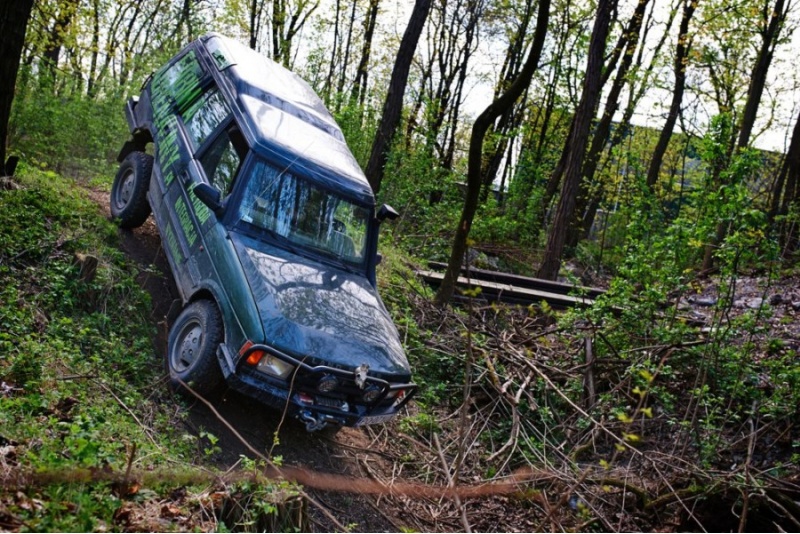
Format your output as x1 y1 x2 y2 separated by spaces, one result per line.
219 342 416 430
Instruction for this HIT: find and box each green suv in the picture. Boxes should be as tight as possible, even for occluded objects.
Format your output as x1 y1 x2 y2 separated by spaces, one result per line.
110 33 415 431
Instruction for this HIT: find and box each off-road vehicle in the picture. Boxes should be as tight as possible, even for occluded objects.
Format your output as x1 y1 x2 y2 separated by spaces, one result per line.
110 33 415 431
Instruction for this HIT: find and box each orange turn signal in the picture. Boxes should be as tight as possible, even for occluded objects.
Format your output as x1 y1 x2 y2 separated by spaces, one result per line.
246 349 267 366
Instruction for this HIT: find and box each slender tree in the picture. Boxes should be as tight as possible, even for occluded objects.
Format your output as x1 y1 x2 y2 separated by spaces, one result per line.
435 0 551 304
0 0 35 174
770 105 800 222
538 0 617 281
737 0 790 150
323 0 341 98
365 0 433 195
352 0 380 107
570 0 651 245
480 0 537 200
701 0 791 270
272 0 319 68
335 0 358 103
41 0 79 81
645 0 697 190
581 0 677 236
250 0 265 49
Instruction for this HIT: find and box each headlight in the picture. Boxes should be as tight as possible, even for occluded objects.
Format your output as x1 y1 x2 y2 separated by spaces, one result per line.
245 348 295 379
256 354 295 379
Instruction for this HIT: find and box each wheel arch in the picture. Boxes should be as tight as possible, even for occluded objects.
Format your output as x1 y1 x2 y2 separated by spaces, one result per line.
186 284 241 376
117 129 154 163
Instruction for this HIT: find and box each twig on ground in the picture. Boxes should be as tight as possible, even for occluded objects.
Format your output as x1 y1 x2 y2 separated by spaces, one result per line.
433 433 472 533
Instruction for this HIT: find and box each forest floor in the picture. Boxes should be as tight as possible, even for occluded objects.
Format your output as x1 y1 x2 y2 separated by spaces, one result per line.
81 187 800 532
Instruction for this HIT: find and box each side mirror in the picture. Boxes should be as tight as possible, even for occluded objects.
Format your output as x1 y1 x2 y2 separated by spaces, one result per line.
194 183 224 215
376 253 383 265
376 204 399 222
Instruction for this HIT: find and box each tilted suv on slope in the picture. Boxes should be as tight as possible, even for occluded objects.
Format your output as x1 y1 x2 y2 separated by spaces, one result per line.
110 33 415 431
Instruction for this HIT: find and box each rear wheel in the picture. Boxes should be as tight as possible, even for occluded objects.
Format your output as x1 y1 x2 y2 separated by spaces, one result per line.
110 151 152 228
167 299 224 398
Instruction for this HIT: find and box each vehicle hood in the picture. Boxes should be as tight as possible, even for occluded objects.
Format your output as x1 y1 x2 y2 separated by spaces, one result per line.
231 233 410 377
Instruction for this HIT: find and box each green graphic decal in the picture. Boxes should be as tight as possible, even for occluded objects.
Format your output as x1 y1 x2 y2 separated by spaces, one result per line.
190 185 212 225
175 195 197 247
163 224 183 264
148 49 210 190
157 129 180 173
163 169 176 187
151 49 204 135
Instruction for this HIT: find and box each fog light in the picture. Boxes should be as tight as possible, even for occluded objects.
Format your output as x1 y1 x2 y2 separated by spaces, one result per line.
317 374 339 393
362 385 383 403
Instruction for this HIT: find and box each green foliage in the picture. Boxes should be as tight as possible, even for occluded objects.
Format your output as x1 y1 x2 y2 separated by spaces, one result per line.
0 166 299 531
554 115 794 471
333 96 379 167
10 69 130 181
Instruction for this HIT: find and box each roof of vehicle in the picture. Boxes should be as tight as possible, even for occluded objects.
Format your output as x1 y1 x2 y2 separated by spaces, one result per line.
199 34 375 205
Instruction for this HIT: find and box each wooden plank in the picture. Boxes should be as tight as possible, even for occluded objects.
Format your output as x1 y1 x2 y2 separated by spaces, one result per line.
425 261 605 299
416 270 596 308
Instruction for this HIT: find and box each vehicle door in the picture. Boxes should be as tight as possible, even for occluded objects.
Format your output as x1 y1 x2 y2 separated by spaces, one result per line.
180 89 247 290
146 45 213 293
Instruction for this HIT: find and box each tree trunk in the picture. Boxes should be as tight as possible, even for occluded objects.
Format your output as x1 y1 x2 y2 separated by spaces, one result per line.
365 0 433 195
87 0 101 98
435 0 551 305
571 0 650 244
538 0 617 281
771 106 800 220
702 0 787 270
441 2 482 170
271 0 319 68
737 0 788 150
770 106 800 256
250 0 265 49
0 0 35 173
181 0 194 42
352 0 380 107
335 0 358 104
480 0 535 198
118 0 146 89
645 0 698 190
41 0 79 83
324 0 341 99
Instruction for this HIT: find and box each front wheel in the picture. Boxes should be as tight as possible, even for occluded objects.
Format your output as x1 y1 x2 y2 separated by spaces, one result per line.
110 151 152 228
167 299 224 398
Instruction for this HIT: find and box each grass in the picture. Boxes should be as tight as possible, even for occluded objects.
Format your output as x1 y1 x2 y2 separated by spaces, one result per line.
0 164 304 532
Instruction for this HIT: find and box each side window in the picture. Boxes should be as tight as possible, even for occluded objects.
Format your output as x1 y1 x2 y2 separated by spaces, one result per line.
183 89 230 150
150 48 206 130
199 127 246 195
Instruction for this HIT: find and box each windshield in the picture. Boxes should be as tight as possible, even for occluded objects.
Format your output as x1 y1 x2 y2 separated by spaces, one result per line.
237 158 370 266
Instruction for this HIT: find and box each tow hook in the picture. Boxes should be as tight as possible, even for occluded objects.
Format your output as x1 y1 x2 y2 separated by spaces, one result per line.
300 411 328 432
354 363 369 389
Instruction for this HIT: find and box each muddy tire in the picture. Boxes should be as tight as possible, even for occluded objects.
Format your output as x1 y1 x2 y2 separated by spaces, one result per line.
110 151 152 228
167 299 224 398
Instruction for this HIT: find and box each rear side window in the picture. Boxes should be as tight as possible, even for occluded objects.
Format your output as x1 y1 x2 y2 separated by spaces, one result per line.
184 89 230 150
150 48 207 135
